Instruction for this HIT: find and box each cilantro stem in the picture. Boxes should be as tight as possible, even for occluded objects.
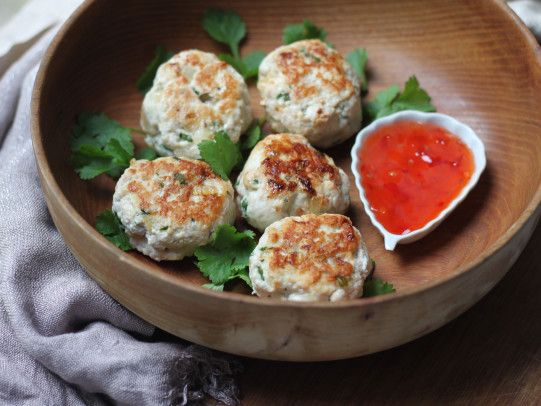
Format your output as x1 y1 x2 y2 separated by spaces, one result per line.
128 127 145 136
230 42 240 60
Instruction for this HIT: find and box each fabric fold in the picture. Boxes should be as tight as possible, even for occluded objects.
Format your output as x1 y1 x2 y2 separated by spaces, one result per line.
0 27 239 406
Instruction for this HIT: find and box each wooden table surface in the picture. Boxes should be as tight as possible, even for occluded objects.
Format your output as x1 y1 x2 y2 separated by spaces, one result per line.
240 222 541 405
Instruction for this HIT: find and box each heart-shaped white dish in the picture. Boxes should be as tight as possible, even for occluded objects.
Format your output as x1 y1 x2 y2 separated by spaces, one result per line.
351 110 486 250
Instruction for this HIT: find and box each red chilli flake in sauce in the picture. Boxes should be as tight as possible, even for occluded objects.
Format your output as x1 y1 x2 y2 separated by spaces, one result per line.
359 120 474 235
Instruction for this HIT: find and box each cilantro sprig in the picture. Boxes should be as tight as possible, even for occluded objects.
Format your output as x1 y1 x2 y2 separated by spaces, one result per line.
96 209 132 251
363 279 396 297
198 131 243 180
202 9 265 80
240 118 265 151
202 9 245 60
136 147 157 161
137 45 174 94
198 119 264 179
70 113 135 180
195 224 256 291
346 48 369 92
365 75 436 121
219 51 266 81
283 19 328 45
362 260 396 297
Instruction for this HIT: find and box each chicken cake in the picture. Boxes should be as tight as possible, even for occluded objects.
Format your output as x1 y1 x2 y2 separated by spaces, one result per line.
235 133 350 231
249 214 371 301
112 157 236 261
257 39 361 148
141 50 252 159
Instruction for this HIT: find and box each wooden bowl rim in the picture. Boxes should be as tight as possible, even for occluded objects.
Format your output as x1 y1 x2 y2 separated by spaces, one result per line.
31 0 541 310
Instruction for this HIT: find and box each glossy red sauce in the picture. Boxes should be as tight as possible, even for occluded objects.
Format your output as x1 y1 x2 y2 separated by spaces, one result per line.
358 120 474 235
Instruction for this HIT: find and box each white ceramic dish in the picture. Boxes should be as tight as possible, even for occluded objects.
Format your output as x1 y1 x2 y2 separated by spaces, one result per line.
350 110 487 250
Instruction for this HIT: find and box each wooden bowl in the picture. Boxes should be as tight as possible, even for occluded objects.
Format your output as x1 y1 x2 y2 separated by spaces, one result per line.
31 0 541 361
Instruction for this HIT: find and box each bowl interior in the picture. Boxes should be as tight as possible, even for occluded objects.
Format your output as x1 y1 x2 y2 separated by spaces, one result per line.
36 0 541 297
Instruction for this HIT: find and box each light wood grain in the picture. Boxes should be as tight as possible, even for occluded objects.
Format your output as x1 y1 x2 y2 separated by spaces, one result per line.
31 0 541 360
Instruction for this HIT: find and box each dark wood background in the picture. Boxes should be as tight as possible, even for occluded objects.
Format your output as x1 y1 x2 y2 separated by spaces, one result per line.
240 222 541 404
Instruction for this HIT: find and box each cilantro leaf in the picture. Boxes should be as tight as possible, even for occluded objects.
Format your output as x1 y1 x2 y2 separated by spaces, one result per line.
220 51 266 80
283 20 328 45
203 271 252 292
365 75 436 121
70 113 135 180
365 85 400 120
195 224 256 289
392 76 435 113
203 283 225 291
219 53 244 75
202 9 246 59
72 112 134 155
234 271 253 289
136 45 174 94
346 48 369 92
71 154 114 180
240 51 266 79
221 50 266 80
136 147 157 160
202 9 264 80
363 278 396 297
96 209 132 251
241 119 265 151
198 131 243 179
238 118 266 167
104 138 132 177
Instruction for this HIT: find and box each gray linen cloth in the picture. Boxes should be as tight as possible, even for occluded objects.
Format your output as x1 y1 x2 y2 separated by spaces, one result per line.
0 28 240 406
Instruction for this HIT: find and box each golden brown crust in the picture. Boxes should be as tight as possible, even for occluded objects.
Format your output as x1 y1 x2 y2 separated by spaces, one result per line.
161 54 242 130
125 158 226 225
261 134 340 196
185 51 203 67
218 73 241 113
267 214 360 284
275 40 354 99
